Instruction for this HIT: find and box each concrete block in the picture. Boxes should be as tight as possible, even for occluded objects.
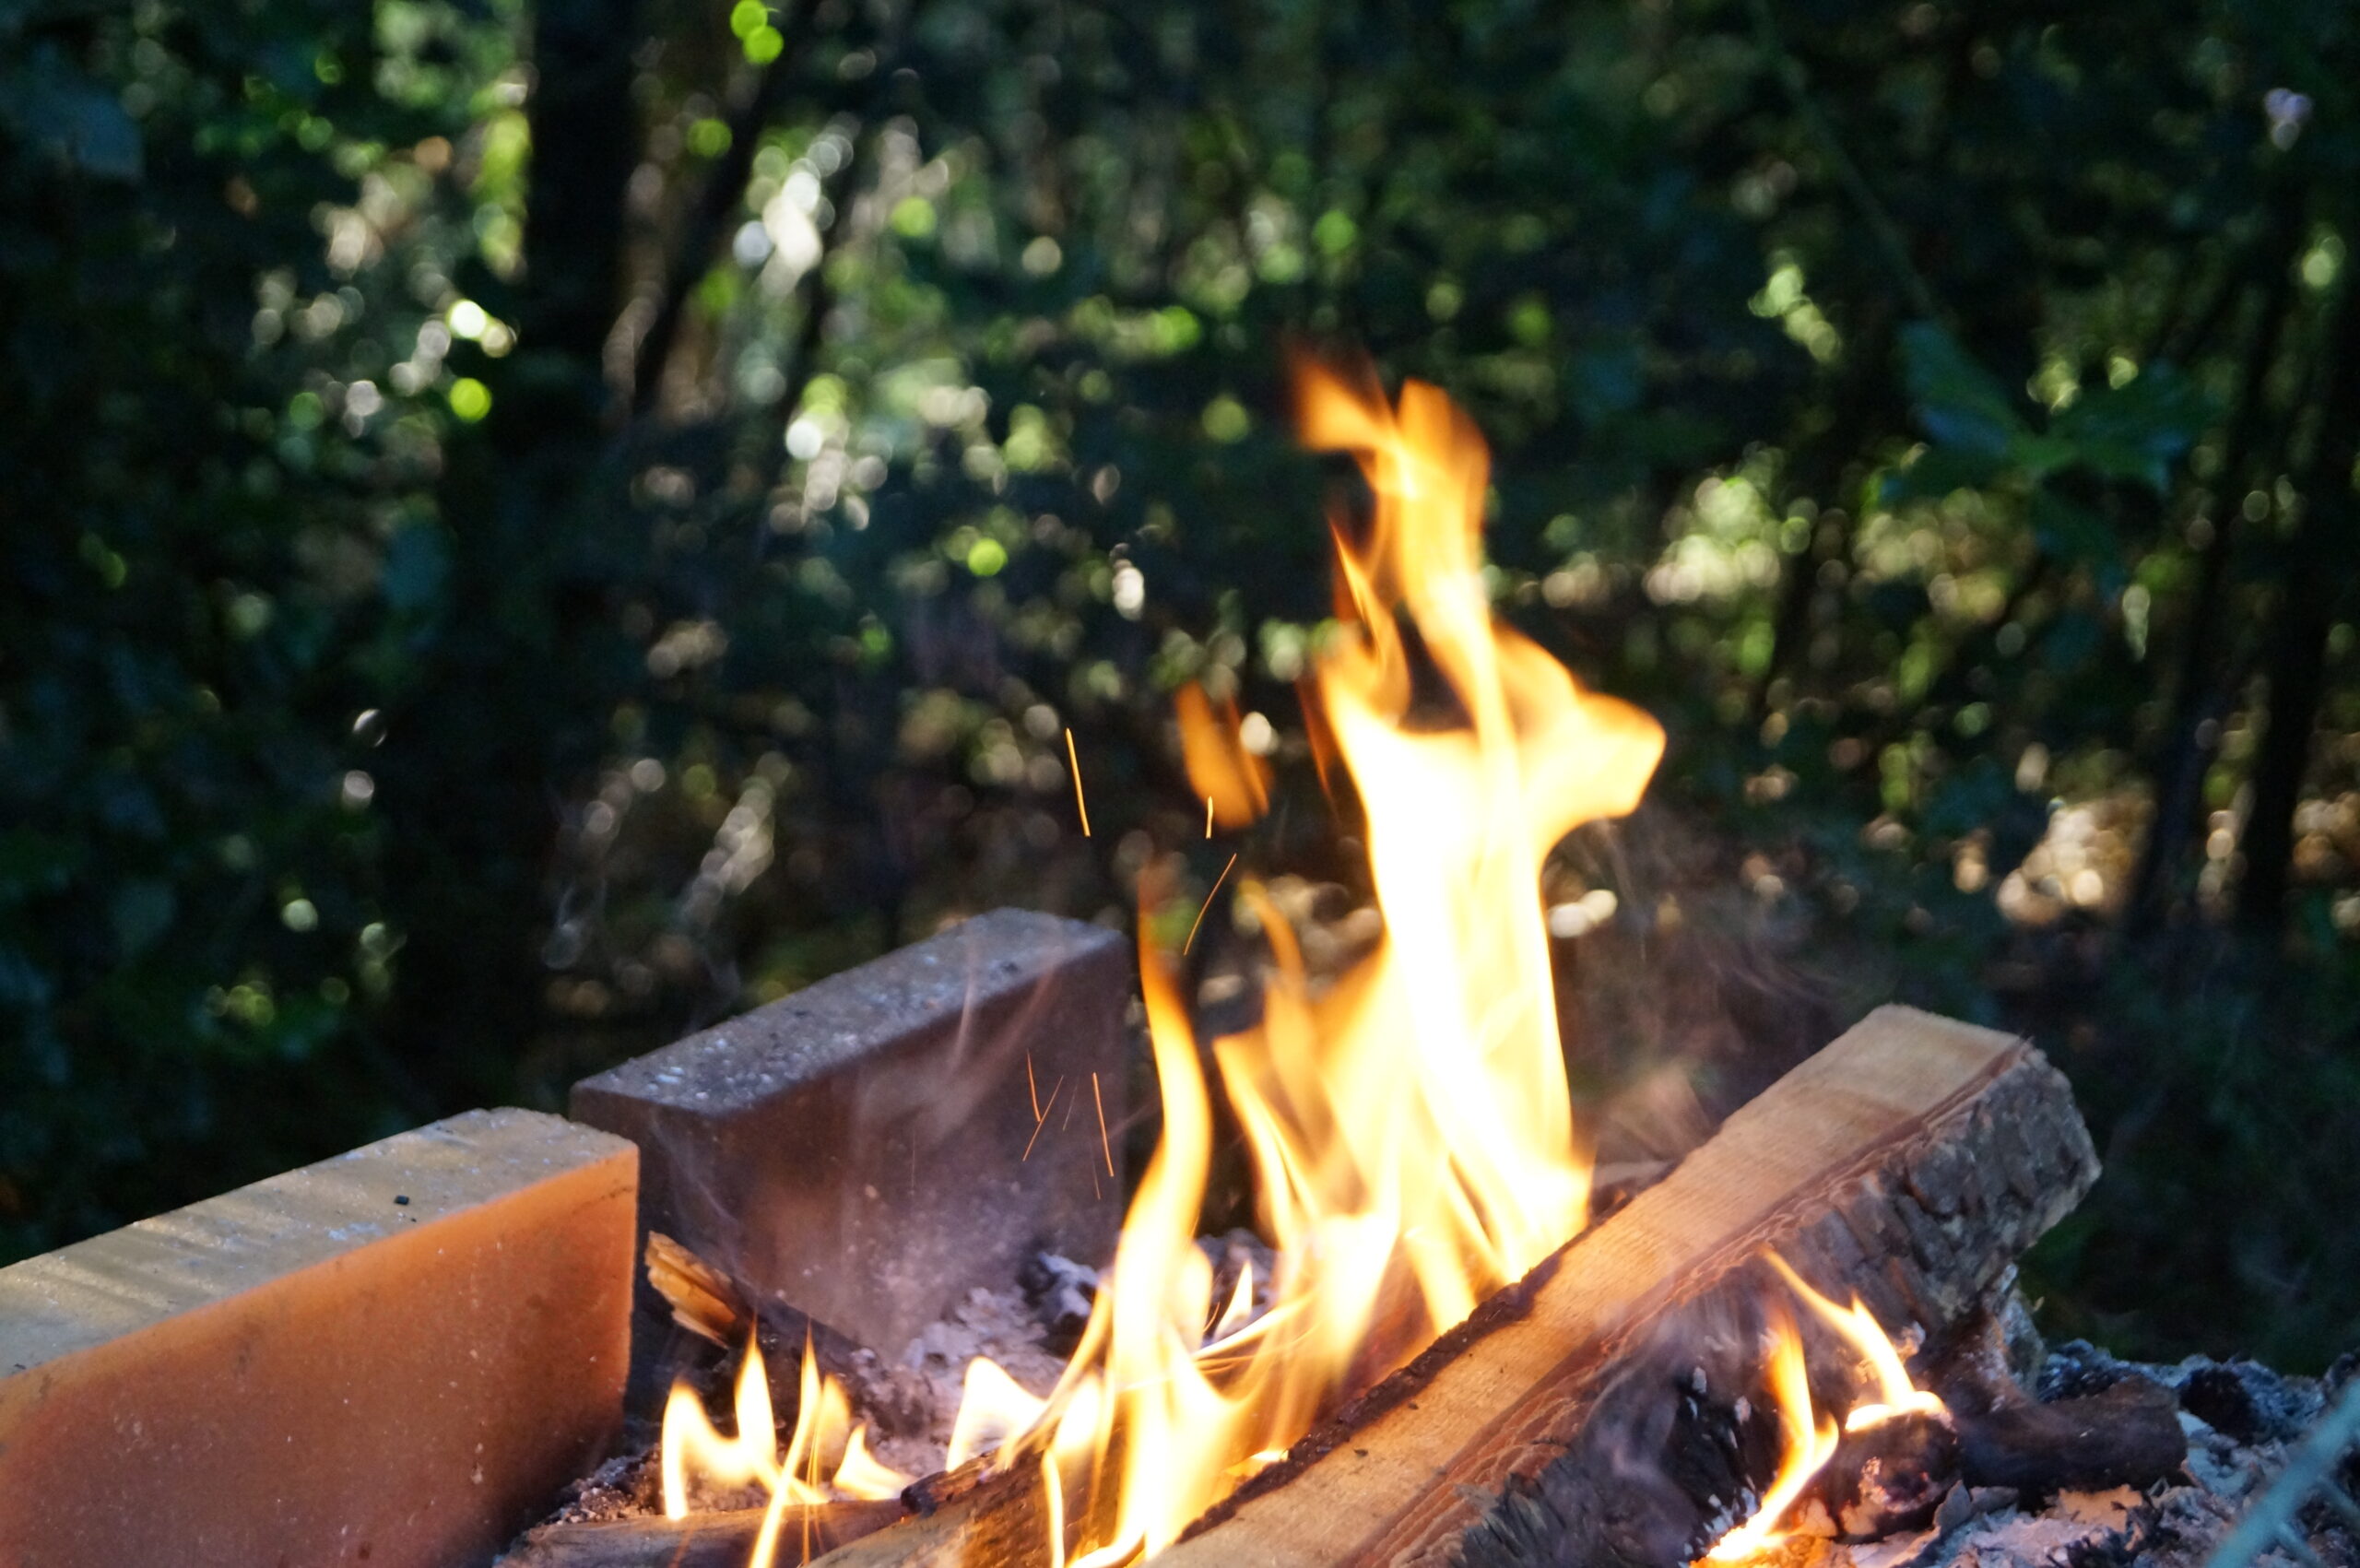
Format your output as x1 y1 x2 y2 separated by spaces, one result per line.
0 1109 636 1568
572 908 1128 1353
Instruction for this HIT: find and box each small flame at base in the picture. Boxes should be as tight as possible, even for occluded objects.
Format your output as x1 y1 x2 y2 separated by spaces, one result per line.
1765 1255 1947 1432
1705 1310 1841 1562
1696 1259 1953 1565
660 1334 910 1568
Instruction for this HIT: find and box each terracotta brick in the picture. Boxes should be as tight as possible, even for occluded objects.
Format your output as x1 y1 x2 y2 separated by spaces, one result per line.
572 908 1128 1352
0 1109 636 1568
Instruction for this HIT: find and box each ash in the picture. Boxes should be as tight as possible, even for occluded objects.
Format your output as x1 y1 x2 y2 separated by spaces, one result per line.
1768 1344 2357 1568
536 1448 662 1527
840 1267 1080 1480
836 1231 1272 1479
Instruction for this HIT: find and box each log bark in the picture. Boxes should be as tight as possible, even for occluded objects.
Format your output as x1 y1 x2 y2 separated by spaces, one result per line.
809 1005 2098 1568
502 1500 905 1567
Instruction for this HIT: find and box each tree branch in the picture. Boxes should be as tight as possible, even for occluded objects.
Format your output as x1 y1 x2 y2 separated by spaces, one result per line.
755 123 867 486
1748 0 1943 326
2123 189 2306 937
629 0 820 419
2235 255 2360 934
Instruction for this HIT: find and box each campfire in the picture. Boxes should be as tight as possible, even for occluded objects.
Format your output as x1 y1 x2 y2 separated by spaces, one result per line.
10 359 2341 1568
484 367 2344 1568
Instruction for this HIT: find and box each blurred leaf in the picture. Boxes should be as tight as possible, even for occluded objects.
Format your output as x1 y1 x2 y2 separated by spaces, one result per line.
109 880 175 961
0 831 82 906
1883 443 2007 503
2 47 144 182
1899 322 2024 461
0 947 51 1010
2049 368 2213 490
383 523 451 615
2029 488 2121 586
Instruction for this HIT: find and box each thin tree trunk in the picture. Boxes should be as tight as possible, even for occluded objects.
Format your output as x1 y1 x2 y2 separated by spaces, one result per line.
1751 306 1895 718
2124 198 2303 937
2236 262 2360 935
520 0 643 402
381 0 645 1109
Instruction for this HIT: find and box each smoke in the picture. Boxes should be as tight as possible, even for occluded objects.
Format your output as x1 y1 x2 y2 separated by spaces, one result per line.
1552 800 1844 1173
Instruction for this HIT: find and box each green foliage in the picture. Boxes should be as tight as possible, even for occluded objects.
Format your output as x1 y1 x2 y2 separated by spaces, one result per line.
6 0 2360 1366
0 0 496 1250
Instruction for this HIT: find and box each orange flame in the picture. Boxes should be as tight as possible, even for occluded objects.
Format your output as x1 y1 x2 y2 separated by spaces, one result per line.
1175 681 1270 830
948 364 1664 1563
946 1355 1050 1471
1766 1255 1946 1432
1705 1310 1842 1562
661 1333 909 1567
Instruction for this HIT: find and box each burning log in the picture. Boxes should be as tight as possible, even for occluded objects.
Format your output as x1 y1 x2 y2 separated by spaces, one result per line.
801 1004 2098 1568
1702 1331 2184 1549
501 1500 905 1567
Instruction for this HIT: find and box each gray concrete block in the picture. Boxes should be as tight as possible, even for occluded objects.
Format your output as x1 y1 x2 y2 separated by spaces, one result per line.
571 908 1129 1353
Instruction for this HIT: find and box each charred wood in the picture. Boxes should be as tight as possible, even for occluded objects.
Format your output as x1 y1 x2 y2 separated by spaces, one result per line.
502 1500 905 1568
1930 1307 2189 1495
1951 1380 2185 1494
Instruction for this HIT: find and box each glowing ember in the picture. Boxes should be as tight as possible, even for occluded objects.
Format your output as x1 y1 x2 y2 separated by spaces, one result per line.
939 362 1666 1564
1704 1310 1842 1562
660 1333 908 1568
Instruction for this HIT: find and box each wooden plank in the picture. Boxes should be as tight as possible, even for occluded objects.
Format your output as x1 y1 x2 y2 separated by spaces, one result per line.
808 1006 2098 1568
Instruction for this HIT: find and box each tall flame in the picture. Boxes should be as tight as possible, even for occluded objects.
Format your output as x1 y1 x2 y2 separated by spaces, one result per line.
957 364 1664 1563
1175 680 1271 831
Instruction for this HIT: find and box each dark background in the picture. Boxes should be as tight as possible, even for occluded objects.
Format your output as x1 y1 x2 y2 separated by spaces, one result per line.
5 0 2358 1367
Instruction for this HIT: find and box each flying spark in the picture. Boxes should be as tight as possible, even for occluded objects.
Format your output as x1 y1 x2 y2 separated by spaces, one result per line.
1183 854 1240 955
1092 1070 1115 1178
1066 728 1092 836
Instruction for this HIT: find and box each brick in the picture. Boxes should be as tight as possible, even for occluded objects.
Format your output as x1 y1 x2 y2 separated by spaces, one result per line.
0 1109 636 1568
572 908 1128 1353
